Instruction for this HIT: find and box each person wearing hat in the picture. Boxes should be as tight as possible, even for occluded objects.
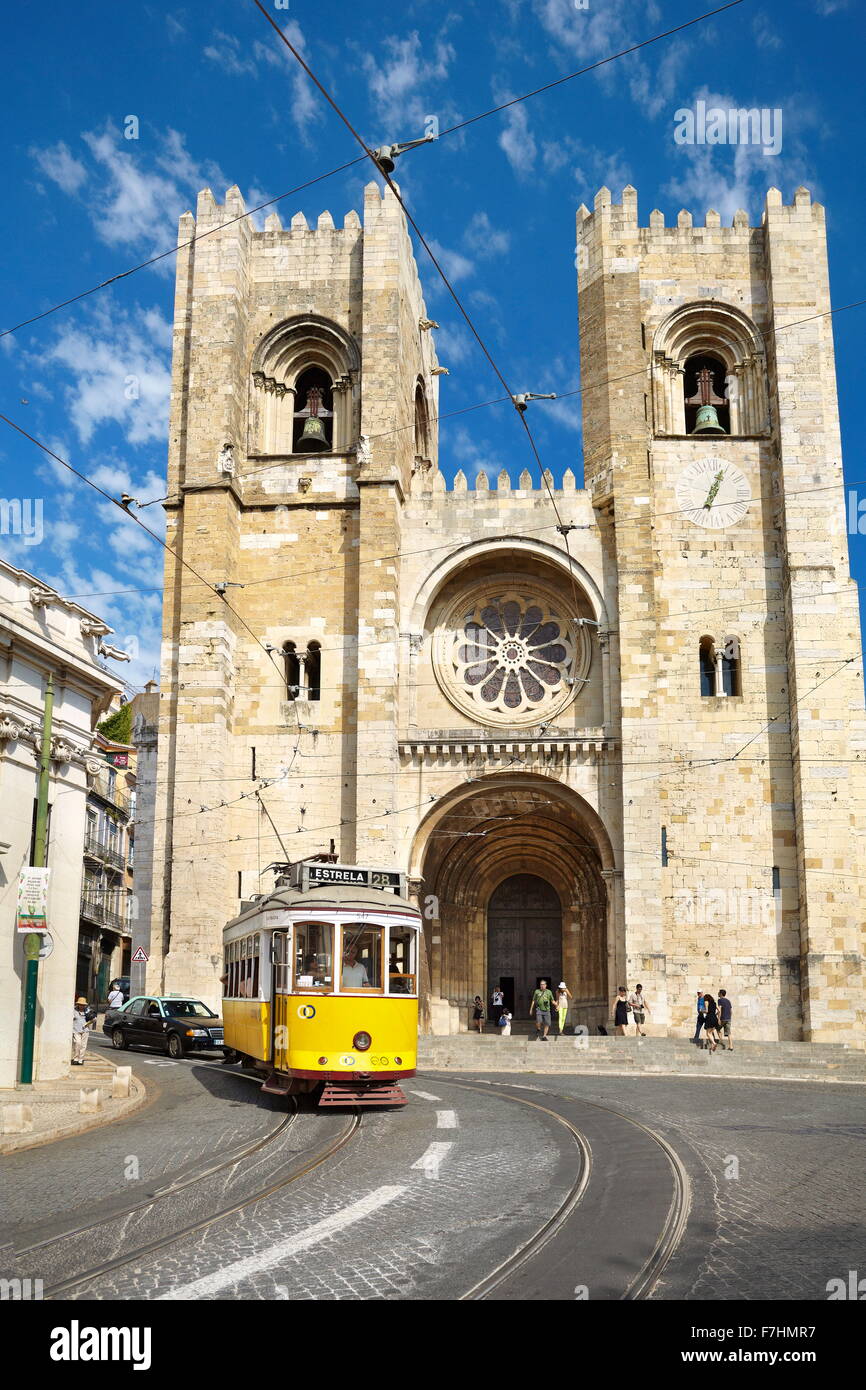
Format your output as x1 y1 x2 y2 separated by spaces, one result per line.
554 981 573 1037
72 996 94 1065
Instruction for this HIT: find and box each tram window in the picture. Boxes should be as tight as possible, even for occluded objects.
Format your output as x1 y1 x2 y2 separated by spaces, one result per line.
273 933 290 992
226 935 261 998
340 924 383 991
293 921 333 990
387 926 417 996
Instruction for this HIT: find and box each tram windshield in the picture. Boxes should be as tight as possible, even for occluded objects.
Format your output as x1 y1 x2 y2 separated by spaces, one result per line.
293 922 333 990
387 925 417 995
340 924 382 991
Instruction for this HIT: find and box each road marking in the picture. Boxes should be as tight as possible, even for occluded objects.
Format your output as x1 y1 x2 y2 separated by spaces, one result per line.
411 1141 453 1178
436 1109 458 1129
158 1186 407 1300
408 1089 441 1101
140 1060 178 1067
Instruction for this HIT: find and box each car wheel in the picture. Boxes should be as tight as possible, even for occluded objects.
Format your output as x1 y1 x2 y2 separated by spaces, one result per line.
167 1032 185 1059
111 1029 127 1050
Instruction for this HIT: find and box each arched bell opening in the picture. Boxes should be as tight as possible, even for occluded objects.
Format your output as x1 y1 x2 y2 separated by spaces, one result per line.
411 775 615 1035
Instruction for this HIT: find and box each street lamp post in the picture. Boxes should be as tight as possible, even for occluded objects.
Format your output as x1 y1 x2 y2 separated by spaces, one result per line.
19 672 54 1085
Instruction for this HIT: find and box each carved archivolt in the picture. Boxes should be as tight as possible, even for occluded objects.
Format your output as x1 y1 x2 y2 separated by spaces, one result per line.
652 301 769 436
432 578 591 727
249 314 360 457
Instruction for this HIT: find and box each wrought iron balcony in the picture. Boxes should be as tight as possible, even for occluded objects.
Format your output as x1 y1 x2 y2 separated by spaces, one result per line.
83 827 126 873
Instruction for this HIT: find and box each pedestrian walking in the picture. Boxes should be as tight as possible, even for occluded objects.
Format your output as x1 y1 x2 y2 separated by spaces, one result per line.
692 990 706 1046
490 985 504 1026
702 993 720 1052
472 995 485 1033
107 981 124 1011
554 981 572 1037
629 983 650 1036
530 978 554 1041
611 986 631 1036
72 996 93 1066
498 1007 513 1037
718 989 733 1051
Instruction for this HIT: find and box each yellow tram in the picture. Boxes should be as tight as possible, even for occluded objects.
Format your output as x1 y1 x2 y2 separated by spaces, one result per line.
222 864 421 1106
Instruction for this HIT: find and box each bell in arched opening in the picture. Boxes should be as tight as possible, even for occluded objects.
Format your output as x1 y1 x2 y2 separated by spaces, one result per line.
293 369 334 453
684 355 729 435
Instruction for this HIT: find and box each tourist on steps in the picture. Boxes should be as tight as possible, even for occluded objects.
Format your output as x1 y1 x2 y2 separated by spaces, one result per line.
612 986 631 1036
530 979 554 1041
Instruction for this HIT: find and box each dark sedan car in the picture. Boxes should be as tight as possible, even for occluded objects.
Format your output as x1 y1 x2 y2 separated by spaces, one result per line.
103 996 225 1059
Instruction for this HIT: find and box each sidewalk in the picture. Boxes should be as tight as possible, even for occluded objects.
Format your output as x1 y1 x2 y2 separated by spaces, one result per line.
0 1047 147 1155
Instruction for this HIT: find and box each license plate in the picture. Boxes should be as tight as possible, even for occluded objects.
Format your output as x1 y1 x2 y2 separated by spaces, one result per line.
211 1031 224 1042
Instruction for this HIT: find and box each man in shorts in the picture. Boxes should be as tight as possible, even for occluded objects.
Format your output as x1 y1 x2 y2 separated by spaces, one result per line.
530 978 554 1042
718 989 733 1051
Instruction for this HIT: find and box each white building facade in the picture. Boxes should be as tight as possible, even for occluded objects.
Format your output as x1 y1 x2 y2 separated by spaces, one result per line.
0 560 121 1088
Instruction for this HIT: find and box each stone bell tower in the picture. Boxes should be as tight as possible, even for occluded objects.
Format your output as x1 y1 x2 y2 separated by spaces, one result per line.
576 184 866 1040
148 181 438 1005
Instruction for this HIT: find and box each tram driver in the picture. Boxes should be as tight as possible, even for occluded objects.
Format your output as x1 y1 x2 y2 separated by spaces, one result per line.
341 940 369 989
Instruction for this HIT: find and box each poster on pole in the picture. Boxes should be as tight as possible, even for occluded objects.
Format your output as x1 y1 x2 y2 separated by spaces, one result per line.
17 867 50 933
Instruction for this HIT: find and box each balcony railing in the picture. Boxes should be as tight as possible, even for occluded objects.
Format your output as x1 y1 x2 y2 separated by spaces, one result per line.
80 891 130 935
83 828 126 873
89 766 130 814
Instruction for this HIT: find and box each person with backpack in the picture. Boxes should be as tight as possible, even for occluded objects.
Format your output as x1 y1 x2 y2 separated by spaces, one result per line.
693 990 707 1046
498 1007 513 1037
530 979 554 1041
718 989 733 1050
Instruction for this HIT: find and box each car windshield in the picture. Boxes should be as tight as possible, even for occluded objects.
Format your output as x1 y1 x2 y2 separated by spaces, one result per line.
161 1000 217 1018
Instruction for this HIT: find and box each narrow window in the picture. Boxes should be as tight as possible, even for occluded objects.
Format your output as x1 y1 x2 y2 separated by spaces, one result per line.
283 641 300 700
721 635 741 696
304 641 321 701
772 866 781 893
699 636 717 697
661 826 668 867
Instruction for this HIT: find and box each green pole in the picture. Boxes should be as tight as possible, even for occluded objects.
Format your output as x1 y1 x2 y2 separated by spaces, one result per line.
19 673 53 1085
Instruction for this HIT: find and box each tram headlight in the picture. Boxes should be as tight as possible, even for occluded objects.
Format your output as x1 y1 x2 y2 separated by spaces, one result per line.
353 1031 372 1051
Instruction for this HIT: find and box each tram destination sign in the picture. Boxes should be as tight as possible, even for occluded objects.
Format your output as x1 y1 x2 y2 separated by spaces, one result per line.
294 861 406 895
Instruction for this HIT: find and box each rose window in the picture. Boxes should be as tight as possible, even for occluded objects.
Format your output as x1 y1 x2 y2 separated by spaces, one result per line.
433 584 590 726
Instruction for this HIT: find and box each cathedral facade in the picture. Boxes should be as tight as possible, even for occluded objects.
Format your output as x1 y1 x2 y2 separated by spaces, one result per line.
147 179 866 1040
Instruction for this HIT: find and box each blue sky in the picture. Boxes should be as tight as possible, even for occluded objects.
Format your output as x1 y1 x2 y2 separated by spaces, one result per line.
1 0 864 688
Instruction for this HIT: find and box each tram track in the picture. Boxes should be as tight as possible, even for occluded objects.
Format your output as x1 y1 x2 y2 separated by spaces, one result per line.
27 1108 361 1300
435 1077 690 1301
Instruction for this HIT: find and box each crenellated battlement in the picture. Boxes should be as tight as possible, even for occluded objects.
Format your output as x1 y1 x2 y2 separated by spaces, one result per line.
577 183 824 249
181 180 403 243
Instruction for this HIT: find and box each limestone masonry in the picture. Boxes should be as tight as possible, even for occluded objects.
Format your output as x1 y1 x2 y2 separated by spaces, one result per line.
147 179 866 1041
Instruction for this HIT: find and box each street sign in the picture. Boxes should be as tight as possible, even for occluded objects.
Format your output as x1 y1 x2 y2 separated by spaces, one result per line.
16 867 50 932
131 946 149 963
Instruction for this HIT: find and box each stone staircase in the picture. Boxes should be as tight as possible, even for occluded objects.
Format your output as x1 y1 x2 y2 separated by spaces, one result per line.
418 1033 866 1083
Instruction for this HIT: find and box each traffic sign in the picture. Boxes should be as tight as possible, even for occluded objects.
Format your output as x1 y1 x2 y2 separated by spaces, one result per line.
131 946 149 963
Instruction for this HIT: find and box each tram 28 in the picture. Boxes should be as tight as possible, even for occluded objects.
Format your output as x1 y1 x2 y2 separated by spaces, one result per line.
222 866 421 1106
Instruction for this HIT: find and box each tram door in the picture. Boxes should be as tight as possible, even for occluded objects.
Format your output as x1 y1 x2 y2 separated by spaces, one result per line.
272 931 290 1070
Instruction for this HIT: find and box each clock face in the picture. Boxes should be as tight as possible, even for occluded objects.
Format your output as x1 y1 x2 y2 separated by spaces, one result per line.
675 458 751 529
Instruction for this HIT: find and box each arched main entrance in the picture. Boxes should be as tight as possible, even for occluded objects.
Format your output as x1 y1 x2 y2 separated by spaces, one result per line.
487 874 562 1017
411 774 616 1034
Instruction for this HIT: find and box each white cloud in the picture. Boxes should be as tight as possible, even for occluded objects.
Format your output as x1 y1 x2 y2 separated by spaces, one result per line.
427 239 474 284
36 305 172 447
498 102 537 178
31 141 88 196
204 31 257 77
254 22 323 137
362 31 455 133
464 212 511 259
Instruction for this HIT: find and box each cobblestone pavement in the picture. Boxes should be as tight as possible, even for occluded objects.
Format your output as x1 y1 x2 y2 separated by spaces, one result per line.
449 1073 866 1301
0 1036 284 1246
5 1049 863 1301
69 1078 575 1301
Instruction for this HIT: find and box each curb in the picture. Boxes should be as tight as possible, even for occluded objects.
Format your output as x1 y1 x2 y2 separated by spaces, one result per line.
418 1061 866 1086
0 1070 148 1156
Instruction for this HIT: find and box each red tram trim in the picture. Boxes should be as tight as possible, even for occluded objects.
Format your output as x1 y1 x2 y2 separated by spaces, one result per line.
284 1067 415 1083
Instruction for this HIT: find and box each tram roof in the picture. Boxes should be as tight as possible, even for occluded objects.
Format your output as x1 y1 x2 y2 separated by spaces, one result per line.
224 883 420 931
